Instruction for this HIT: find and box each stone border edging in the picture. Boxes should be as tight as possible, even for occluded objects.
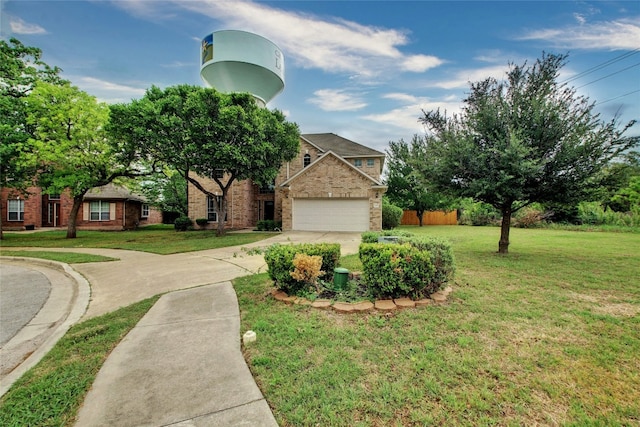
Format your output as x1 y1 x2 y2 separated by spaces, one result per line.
272 286 453 313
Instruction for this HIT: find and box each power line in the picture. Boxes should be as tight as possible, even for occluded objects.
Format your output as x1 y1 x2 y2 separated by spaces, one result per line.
576 62 640 89
595 89 640 106
562 48 640 84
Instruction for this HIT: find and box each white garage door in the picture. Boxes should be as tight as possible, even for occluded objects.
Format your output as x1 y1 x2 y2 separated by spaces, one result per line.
293 198 370 231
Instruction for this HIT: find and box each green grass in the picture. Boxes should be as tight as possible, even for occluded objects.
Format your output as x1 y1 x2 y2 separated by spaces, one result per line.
236 226 640 426
0 250 118 263
0 225 274 254
0 296 159 427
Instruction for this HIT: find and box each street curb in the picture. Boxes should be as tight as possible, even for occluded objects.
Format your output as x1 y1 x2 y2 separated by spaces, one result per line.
0 257 91 397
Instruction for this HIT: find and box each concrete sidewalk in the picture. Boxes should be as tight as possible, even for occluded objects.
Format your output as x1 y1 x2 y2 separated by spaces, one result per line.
3 231 361 425
75 283 277 427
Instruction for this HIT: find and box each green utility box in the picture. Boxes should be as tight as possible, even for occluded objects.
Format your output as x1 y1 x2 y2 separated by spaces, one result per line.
333 268 350 290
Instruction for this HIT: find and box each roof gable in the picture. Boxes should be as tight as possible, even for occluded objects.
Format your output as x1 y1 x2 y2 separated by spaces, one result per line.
301 133 384 158
281 151 385 187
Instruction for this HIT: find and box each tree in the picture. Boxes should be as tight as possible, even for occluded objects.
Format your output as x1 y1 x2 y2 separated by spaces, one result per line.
386 135 457 226
415 53 638 253
129 169 188 218
108 85 300 236
26 81 147 238
0 38 65 239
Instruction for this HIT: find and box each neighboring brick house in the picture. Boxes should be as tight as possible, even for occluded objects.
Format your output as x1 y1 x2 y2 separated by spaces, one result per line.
1 183 161 231
188 133 387 232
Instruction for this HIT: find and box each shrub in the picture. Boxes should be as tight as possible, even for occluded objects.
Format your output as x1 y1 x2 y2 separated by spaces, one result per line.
195 218 208 227
264 243 341 295
290 253 323 292
361 231 456 290
256 220 282 231
382 198 403 229
397 236 455 288
458 199 500 226
361 230 416 243
359 243 435 299
174 216 193 231
512 205 547 228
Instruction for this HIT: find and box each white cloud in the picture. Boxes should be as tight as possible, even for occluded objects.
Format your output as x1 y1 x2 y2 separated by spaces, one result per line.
157 0 444 78
519 17 640 50
308 89 367 111
362 95 463 135
431 65 509 89
73 76 146 103
161 61 192 68
401 54 444 72
383 93 420 103
10 17 46 35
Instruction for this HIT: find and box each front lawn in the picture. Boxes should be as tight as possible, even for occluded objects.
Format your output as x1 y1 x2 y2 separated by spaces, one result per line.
236 226 640 426
0 225 274 254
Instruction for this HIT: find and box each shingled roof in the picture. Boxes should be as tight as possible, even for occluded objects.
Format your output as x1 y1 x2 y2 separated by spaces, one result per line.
301 133 384 158
84 183 147 202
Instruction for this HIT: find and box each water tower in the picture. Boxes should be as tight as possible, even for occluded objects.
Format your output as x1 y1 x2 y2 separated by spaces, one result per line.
200 30 285 107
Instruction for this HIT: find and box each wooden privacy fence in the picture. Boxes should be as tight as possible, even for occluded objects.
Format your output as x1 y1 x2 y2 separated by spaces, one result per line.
401 210 458 226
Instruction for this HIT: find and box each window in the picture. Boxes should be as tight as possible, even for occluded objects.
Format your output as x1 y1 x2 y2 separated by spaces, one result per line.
354 159 362 167
207 195 227 222
49 194 60 200
367 159 375 167
8 199 24 221
211 169 224 179
303 154 311 167
259 180 275 194
141 203 149 218
90 201 110 221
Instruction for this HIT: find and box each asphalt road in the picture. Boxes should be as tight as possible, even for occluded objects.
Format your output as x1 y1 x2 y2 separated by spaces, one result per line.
0 264 51 346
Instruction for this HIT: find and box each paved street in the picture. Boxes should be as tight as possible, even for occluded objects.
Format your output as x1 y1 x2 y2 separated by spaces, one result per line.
0 264 51 346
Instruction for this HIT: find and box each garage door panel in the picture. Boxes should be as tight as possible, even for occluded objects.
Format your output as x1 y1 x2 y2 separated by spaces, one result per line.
293 199 369 232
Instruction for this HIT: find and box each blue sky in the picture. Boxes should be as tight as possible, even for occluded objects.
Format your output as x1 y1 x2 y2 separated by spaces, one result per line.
2 0 639 153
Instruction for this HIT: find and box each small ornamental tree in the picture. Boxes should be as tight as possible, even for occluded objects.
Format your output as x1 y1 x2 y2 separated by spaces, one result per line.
415 53 638 253
386 136 457 226
108 85 300 236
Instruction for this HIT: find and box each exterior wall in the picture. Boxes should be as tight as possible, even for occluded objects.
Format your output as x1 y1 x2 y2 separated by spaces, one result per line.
344 157 383 181
186 138 385 231
140 207 163 226
1 186 43 230
188 174 255 229
2 186 160 231
279 155 384 231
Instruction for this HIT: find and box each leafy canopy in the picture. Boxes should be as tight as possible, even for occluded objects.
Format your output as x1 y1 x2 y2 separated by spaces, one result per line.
415 52 638 253
386 135 457 226
108 85 300 235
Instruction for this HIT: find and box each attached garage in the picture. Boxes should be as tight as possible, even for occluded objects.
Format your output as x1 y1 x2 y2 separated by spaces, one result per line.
292 198 369 231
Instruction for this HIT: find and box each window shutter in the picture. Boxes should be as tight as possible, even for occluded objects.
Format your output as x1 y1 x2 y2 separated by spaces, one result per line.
110 203 116 220
83 203 89 221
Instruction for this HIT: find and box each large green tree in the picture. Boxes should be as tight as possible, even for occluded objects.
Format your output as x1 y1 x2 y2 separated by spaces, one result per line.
26 81 147 238
0 38 65 239
108 85 300 235
386 135 457 226
415 53 638 253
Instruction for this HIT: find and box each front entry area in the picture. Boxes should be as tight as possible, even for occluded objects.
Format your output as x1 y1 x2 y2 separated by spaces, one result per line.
292 198 369 232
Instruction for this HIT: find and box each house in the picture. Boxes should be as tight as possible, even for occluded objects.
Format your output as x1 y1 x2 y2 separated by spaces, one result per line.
188 133 387 232
1 183 162 231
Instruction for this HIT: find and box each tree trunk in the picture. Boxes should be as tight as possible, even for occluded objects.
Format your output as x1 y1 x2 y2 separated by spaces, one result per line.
216 189 228 237
66 195 84 239
416 209 424 227
498 206 512 254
